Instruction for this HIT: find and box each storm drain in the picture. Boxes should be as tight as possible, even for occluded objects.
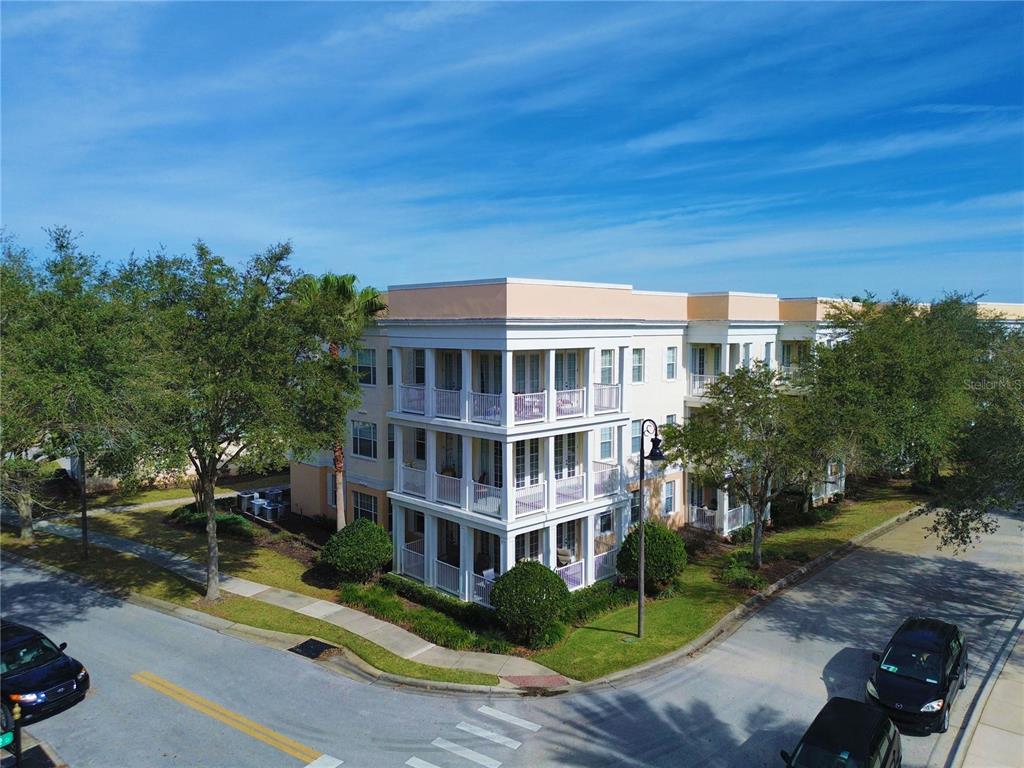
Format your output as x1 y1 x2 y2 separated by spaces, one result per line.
288 638 338 659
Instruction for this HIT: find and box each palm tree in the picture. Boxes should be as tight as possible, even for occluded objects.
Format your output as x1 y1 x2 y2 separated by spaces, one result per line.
290 273 386 526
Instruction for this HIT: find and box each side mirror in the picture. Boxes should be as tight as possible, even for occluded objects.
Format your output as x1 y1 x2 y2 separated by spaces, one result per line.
872 652 881 662
779 750 791 765
58 642 68 651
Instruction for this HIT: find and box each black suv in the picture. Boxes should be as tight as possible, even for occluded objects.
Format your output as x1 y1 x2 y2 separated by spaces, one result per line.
782 697 902 768
866 617 967 734
0 621 90 722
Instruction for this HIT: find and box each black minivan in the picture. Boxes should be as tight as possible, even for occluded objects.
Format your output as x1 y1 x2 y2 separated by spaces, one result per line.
0 621 90 722
781 697 902 768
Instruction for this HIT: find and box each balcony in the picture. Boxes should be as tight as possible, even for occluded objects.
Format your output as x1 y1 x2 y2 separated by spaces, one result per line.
400 466 426 497
594 548 618 581
434 473 463 507
555 388 585 419
514 392 546 423
592 463 620 497
400 384 426 414
470 391 502 424
434 388 461 419
593 383 620 413
555 474 586 506
690 374 718 396
471 482 502 517
435 559 461 595
515 482 546 516
553 559 585 591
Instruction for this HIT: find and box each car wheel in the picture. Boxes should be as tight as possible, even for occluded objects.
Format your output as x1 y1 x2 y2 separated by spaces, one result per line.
939 706 950 734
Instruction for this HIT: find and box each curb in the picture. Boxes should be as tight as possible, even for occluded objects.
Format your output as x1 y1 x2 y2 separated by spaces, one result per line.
946 615 1024 768
562 503 928 694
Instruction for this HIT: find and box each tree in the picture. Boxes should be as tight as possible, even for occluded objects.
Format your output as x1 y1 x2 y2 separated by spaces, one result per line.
132 241 381 599
289 274 386 527
662 363 817 569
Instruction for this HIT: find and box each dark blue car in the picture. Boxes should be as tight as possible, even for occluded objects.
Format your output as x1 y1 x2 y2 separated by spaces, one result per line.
0 621 89 722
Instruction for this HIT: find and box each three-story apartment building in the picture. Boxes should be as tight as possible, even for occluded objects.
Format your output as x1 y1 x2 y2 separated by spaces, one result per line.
290 279 863 605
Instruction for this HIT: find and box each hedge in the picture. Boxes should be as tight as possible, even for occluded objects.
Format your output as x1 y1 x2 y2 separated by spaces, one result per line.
380 573 499 632
489 560 569 647
617 521 687 592
564 580 636 626
319 518 392 582
167 503 253 538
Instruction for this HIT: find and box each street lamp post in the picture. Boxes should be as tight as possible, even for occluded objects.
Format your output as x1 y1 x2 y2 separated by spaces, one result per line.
637 418 666 638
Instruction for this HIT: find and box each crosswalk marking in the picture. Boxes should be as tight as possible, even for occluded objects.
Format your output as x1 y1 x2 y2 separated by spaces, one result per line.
432 737 502 768
405 758 442 768
304 757 343 768
478 706 542 733
456 722 521 750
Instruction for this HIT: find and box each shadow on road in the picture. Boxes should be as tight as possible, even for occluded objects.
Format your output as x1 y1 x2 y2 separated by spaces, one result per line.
0 563 123 629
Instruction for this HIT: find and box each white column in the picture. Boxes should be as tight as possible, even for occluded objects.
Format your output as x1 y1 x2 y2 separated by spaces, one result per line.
459 523 473 601
393 504 405 574
546 435 557 512
425 428 437 502
424 348 436 418
424 513 437 586
583 347 594 417
392 346 404 411
545 523 558 569
583 429 593 502
720 342 729 375
717 487 729 534
461 348 472 421
502 440 514 521
502 350 514 426
461 434 473 511
546 349 556 422
394 424 404 492
584 515 596 585
500 533 514 574
619 345 631 414
617 424 630 491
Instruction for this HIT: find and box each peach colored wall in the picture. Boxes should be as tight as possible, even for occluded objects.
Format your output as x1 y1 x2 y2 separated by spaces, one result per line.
386 283 508 320
726 294 779 322
507 283 688 321
344 484 391 530
687 294 731 320
290 461 332 523
977 302 1024 320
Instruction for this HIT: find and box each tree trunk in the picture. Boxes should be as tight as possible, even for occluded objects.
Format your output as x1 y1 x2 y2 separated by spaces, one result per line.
16 487 33 542
802 479 812 519
752 507 764 569
79 451 89 560
199 472 219 601
332 441 346 529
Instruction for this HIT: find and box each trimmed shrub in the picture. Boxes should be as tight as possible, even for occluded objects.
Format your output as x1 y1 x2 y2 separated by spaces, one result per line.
380 573 499 632
319 518 392 582
617 521 688 592
722 562 768 591
564 580 636 626
729 524 754 544
167 503 254 538
489 560 570 647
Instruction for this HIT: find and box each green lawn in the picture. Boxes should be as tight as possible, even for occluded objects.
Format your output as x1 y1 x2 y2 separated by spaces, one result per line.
1 531 497 687
89 473 291 508
535 482 926 681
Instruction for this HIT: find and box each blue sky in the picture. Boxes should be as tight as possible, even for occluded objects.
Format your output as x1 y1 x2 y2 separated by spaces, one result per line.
2 2 1022 300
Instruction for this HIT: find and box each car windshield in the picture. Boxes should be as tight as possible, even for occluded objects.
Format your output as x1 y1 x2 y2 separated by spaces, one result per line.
0 635 62 675
792 743 865 768
879 643 943 684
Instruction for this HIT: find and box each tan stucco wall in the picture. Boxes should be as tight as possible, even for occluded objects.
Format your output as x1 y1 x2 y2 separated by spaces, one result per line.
343 484 392 530
290 461 331 522
977 302 1024 320
386 283 508 320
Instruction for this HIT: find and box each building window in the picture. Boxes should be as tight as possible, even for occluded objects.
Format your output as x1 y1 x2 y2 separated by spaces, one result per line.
664 480 676 515
515 530 542 562
598 510 613 535
764 342 773 367
665 414 676 426
632 348 645 383
413 510 425 534
630 490 641 525
386 349 394 385
413 349 425 384
666 347 677 380
356 349 376 385
414 428 426 461
600 349 614 385
387 424 395 460
353 491 378 522
631 420 642 454
352 420 378 459
327 473 337 508
599 427 614 460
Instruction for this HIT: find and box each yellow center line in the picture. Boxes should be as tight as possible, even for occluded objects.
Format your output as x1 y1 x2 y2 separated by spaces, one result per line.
132 671 321 764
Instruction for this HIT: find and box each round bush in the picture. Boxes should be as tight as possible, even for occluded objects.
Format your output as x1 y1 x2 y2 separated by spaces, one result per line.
319 518 393 582
617 521 687 592
489 560 570 647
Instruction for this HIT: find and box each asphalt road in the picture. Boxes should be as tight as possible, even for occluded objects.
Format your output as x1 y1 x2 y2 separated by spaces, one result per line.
2 509 1021 768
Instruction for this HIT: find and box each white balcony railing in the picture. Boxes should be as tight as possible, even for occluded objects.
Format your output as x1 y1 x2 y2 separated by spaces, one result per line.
555 474 585 506
401 466 426 497
434 388 461 419
402 545 425 581
690 374 718 397
778 365 799 381
435 474 462 507
593 383 620 413
723 504 754 534
470 391 502 424
515 482 546 516
555 388 585 418
688 505 718 532
593 464 620 497
471 482 502 517
435 559 461 596
471 573 496 606
514 392 546 423
594 548 618 581
554 559 585 591
400 384 426 414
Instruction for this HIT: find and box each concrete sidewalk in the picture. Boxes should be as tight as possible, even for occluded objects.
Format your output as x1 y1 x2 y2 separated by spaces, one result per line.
962 630 1024 768
28 519 562 685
